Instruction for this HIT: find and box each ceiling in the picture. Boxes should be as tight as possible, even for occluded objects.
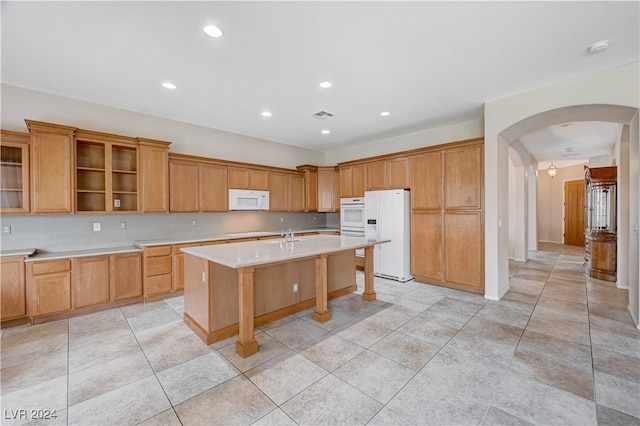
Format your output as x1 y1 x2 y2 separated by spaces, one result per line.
2 2 639 161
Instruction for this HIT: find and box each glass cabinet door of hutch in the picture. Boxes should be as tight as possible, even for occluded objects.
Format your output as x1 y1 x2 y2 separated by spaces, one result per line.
590 184 616 232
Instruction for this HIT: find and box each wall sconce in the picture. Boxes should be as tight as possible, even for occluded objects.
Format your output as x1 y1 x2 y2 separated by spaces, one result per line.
547 162 557 178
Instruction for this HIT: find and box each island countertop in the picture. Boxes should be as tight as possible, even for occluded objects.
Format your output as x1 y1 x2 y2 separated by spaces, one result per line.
181 234 389 269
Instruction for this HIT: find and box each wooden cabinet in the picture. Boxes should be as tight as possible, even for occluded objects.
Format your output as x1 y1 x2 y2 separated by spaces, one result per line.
297 165 338 212
201 163 228 212
143 245 173 299
73 256 110 308
28 259 72 317
1 131 30 213
169 157 228 213
28 253 143 322
297 165 318 212
26 120 76 213
584 166 617 282
173 243 201 292
228 167 269 190
1 256 28 322
444 145 483 209
75 131 139 213
318 167 338 212
269 171 305 212
289 173 305 211
111 252 142 300
169 159 199 212
139 138 170 212
339 164 365 197
366 158 410 191
410 140 484 293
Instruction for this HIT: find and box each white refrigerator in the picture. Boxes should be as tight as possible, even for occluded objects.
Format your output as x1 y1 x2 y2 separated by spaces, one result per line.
364 189 413 282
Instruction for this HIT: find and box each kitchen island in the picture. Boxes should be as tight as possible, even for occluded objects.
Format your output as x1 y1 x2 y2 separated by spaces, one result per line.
182 234 388 357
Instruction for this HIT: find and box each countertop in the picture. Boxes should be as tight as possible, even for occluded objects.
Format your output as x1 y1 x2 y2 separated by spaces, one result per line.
0 248 37 258
8 228 339 262
133 228 339 247
23 246 143 262
182 234 389 269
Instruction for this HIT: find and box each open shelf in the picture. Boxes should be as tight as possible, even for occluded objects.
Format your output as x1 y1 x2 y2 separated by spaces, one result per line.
0 144 27 212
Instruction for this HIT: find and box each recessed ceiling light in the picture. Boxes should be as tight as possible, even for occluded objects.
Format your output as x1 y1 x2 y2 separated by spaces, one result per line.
162 82 176 89
261 111 272 117
380 111 390 116
321 129 330 134
204 25 223 38
588 40 609 54
319 81 332 89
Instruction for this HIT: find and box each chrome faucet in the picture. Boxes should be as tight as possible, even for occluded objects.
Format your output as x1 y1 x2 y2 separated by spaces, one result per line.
282 228 294 243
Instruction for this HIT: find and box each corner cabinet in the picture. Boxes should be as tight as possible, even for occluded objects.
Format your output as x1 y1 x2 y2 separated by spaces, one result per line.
584 166 617 282
26 120 76 213
0 130 30 213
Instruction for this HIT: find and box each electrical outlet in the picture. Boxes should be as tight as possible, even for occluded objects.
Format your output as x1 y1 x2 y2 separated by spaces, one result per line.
93 222 101 232
114 199 121 208
292 282 298 292
121 222 126 229
2 225 11 234
201 271 206 283
192 220 197 226
280 217 284 222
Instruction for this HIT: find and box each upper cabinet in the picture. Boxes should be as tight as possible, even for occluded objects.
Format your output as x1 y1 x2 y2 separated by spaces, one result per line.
296 165 318 212
26 120 76 214
317 166 338 212
269 171 305 212
366 157 410 191
169 154 228 212
339 164 365 198
228 167 269 190
75 130 139 213
443 144 483 210
139 138 171 213
1 130 30 214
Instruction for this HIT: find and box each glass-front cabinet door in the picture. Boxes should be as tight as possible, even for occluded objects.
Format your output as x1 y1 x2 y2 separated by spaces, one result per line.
0 131 30 213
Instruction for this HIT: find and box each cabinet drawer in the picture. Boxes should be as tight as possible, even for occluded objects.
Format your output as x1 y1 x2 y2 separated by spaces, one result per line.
146 274 172 296
145 256 172 276
31 259 71 275
145 245 172 257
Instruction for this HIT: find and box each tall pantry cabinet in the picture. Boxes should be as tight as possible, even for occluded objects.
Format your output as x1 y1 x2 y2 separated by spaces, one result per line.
410 139 484 293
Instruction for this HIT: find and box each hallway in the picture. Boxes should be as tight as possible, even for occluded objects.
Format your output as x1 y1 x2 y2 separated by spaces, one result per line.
1 243 639 425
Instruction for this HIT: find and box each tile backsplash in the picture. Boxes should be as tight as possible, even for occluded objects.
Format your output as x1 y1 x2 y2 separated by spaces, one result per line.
0 212 340 252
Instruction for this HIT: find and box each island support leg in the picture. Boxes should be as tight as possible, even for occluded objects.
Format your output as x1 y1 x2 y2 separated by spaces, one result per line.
362 245 377 301
236 266 259 358
313 254 332 323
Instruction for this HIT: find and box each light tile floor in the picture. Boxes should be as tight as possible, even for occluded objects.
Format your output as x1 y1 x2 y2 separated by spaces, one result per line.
2 243 639 425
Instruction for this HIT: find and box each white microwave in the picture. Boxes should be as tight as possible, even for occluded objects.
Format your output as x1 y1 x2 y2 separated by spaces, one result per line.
229 189 270 211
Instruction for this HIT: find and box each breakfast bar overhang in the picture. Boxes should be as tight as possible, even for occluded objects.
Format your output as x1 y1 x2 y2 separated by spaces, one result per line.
181 234 388 357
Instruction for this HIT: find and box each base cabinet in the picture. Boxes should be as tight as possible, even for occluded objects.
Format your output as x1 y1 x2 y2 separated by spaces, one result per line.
27 253 142 323
29 260 72 317
111 253 142 300
73 256 110 308
1 256 28 322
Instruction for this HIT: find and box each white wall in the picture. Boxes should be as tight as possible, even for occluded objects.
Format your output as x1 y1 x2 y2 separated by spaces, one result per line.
1 84 325 169
628 110 640 328
484 62 640 303
326 118 483 164
536 163 587 244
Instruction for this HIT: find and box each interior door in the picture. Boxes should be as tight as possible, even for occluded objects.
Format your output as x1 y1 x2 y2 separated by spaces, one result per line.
564 179 586 246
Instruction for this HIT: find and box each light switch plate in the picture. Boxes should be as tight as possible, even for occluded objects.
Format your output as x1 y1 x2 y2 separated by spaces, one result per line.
2 225 11 234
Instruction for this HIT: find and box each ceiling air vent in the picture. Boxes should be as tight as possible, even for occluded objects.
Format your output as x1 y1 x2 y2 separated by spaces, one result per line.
311 111 334 119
